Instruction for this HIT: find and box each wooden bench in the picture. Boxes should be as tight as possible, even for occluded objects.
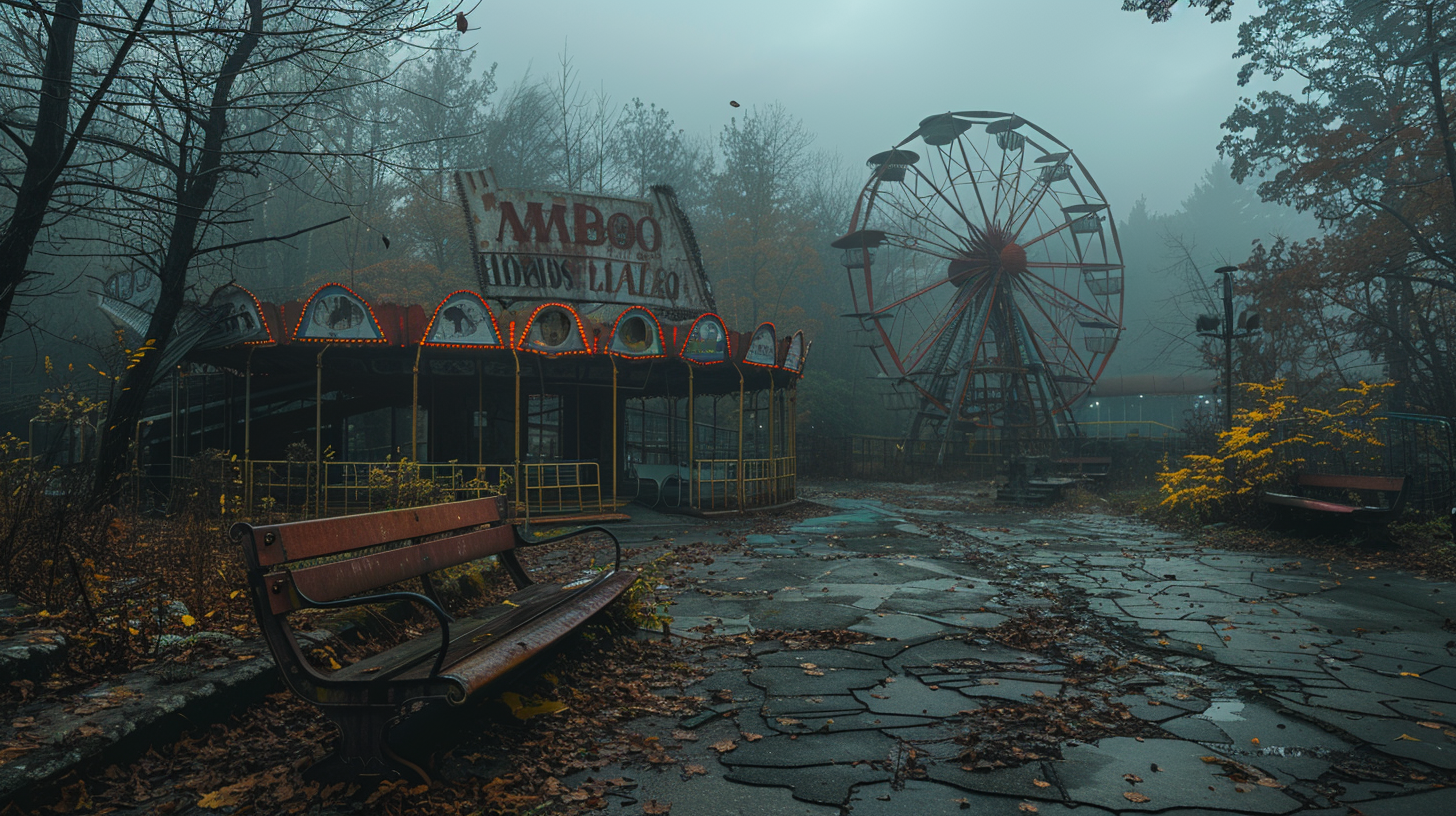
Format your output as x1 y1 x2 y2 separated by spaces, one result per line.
1261 473 1408 525
234 495 636 781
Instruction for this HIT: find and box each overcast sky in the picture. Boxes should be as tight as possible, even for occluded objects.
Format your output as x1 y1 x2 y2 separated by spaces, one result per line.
458 0 1256 218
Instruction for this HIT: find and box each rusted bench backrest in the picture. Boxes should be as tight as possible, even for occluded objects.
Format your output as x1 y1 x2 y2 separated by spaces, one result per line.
235 495 512 616
1296 474 1405 493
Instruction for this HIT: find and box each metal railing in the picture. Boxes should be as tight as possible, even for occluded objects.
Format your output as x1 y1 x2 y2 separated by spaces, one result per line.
169 456 610 519
691 455 796 511
521 461 605 517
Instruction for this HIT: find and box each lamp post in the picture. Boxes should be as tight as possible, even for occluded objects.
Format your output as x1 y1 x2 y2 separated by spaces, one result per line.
1196 265 1256 431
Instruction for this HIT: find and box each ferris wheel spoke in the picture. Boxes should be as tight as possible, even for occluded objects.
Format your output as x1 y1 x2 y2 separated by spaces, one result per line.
935 145 978 236
1016 270 1118 326
1024 261 1120 270
1008 277 1097 381
1016 218 1082 251
880 229 972 264
906 163 981 239
902 285 980 374
903 273 996 373
881 180 976 252
1009 174 1060 239
878 194 975 257
865 272 961 317
954 139 997 228
962 137 1008 225
1004 148 1031 227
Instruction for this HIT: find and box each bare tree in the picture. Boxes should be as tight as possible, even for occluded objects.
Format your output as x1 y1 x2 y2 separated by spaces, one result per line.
0 1 156 340
89 0 461 501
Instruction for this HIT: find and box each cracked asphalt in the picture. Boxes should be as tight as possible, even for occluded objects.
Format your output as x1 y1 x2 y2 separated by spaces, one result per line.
577 484 1456 815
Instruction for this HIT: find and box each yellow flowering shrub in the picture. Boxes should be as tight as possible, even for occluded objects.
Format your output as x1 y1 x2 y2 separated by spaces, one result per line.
1156 380 1392 523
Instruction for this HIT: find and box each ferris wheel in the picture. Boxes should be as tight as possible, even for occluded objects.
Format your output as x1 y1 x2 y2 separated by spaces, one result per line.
835 111 1124 453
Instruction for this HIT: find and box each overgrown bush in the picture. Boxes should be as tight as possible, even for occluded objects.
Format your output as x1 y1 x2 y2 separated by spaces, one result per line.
1154 380 1391 524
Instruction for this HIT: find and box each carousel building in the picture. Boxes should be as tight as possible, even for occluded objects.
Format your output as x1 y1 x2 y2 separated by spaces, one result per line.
100 170 809 518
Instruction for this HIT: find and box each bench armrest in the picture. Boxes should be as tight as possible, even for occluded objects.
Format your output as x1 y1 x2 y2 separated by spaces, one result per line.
516 524 622 572
292 586 456 678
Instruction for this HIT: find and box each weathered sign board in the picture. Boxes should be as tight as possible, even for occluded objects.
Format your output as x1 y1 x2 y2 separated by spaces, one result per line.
454 169 715 317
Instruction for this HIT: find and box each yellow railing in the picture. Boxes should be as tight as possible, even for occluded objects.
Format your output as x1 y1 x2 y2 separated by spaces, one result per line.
175 453 785 518
172 456 607 519
521 461 605 517
1078 420 1183 439
691 455 796 511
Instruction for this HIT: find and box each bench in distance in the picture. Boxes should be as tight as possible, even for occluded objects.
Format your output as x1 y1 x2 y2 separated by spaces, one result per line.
1261 473 1408 526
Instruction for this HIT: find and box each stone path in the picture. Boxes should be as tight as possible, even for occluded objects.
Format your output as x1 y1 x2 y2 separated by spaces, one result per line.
576 491 1456 815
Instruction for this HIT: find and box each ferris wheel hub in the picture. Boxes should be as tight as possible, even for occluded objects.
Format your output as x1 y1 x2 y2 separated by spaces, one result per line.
999 243 1028 275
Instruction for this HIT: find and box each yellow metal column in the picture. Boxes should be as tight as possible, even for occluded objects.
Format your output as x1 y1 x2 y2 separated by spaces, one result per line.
411 342 425 461
314 344 330 516
243 349 254 508
789 383 797 500
476 359 484 466
611 357 619 510
734 362 744 510
512 347 523 520
768 376 776 503
687 363 695 510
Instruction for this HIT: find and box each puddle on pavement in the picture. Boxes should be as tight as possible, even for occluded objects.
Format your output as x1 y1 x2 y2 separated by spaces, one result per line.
1198 698 1247 722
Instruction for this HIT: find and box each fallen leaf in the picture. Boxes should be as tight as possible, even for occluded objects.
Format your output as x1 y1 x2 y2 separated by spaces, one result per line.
500 691 567 720
1255 777 1284 788
643 800 672 814
198 781 247 809
1395 733 1422 741
1123 773 1143 783
671 730 698 741
711 740 737 753
1417 721 1442 729
741 732 763 742
1018 804 1038 813
1032 779 1051 788
683 765 707 777
1123 791 1151 803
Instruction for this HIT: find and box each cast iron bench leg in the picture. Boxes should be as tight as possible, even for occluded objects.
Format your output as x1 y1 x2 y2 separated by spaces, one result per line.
307 705 429 784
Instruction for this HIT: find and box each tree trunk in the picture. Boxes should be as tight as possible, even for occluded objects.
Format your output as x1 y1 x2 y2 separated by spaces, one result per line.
0 0 81 340
91 0 263 504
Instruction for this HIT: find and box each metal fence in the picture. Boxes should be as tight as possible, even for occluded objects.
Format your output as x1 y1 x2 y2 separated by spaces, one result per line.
691 456 796 511
1275 413 1455 514
169 457 607 520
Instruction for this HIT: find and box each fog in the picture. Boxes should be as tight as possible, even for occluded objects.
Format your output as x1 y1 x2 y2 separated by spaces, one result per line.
460 0 1252 216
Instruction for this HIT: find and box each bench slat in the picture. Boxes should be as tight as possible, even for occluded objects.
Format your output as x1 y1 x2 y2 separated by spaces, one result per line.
329 577 604 684
1263 493 1360 514
266 525 519 614
250 495 505 567
1296 474 1405 492
440 571 637 703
